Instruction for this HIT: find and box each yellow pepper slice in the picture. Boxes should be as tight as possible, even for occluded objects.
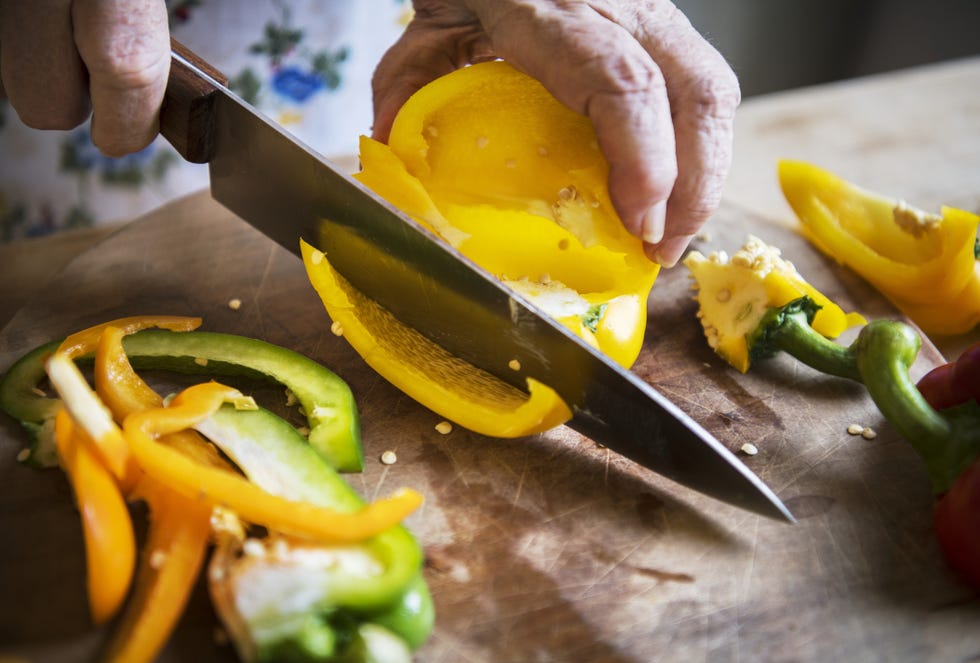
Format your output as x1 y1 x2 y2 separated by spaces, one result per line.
779 160 980 335
302 241 573 437
353 60 658 369
684 235 866 373
53 408 136 625
123 382 423 543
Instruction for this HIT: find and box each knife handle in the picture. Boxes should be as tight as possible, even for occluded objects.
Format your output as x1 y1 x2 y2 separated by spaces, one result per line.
161 39 227 163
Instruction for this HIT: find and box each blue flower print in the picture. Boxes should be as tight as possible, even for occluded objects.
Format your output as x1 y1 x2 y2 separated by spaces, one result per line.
271 66 326 103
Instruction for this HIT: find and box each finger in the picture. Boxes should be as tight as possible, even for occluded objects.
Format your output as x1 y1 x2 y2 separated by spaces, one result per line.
72 0 171 157
0 0 90 129
631 11 741 266
371 4 493 142
467 0 679 242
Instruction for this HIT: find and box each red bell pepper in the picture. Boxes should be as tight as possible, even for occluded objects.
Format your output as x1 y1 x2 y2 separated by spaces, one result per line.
917 341 980 410
913 340 980 589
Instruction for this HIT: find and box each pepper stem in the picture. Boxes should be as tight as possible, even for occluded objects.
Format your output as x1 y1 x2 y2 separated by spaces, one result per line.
854 321 968 493
749 298 861 381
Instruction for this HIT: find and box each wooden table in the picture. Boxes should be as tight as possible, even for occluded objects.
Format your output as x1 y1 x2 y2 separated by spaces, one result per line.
1 58 978 662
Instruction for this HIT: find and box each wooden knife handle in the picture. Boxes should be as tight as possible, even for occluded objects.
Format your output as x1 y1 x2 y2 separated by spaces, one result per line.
160 39 228 163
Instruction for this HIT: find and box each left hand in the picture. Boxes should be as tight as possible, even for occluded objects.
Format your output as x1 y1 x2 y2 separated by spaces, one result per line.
370 0 741 267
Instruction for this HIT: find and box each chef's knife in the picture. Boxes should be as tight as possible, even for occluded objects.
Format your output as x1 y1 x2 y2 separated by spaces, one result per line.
161 42 794 523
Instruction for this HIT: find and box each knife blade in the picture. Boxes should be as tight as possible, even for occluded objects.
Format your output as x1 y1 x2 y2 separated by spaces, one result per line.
161 42 794 523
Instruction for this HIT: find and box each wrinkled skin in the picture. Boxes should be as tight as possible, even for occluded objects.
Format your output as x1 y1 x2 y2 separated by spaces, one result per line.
0 0 170 157
0 0 739 267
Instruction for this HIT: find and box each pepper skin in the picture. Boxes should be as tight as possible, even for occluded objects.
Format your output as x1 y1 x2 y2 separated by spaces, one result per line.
353 60 658 369
302 240 573 438
915 340 980 590
917 341 980 410
53 409 136 625
933 455 980 590
779 160 980 336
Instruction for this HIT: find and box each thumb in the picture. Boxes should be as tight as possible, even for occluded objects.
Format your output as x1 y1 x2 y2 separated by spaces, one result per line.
371 19 493 142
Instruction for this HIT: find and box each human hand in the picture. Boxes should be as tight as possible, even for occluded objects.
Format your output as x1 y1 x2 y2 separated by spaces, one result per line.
0 0 170 157
371 0 740 267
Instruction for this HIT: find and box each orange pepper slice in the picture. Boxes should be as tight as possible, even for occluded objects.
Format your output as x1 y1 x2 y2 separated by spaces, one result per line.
102 475 212 663
57 315 201 359
53 408 136 625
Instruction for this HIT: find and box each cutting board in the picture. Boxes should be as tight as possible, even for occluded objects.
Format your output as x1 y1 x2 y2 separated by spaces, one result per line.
1 191 977 662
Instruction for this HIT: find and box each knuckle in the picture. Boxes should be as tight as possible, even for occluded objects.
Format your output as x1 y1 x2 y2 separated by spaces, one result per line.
683 66 741 120
90 38 169 91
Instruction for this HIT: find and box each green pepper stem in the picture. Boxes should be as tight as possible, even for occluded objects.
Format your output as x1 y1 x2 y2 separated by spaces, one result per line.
853 321 968 492
773 310 862 381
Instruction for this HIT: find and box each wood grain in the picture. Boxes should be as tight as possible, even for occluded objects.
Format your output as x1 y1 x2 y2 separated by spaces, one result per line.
1 192 977 662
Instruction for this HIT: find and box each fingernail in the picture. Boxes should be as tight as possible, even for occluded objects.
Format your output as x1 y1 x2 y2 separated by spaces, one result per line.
641 201 667 244
653 235 695 268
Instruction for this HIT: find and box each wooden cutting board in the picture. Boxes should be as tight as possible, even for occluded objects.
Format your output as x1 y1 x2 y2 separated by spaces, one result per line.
1 191 977 662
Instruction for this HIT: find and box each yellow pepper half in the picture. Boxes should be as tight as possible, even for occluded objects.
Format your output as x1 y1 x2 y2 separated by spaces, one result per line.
684 235 866 373
779 160 980 336
354 60 658 368
302 241 573 437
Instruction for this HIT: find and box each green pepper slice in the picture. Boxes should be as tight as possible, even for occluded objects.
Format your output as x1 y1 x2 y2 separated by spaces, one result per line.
0 330 363 472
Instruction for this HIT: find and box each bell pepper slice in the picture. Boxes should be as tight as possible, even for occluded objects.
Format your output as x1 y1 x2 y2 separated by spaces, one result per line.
302 241 573 437
352 60 658 369
57 315 202 359
53 408 136 625
3 326 365 472
120 329 364 472
778 160 980 335
123 382 422 543
46 352 133 483
47 346 422 544
684 235 866 373
102 474 213 663
200 396 432 657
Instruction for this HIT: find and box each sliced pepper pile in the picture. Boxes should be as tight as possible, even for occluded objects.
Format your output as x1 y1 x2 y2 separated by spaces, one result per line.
0 316 434 661
304 60 658 438
686 237 980 591
779 160 980 336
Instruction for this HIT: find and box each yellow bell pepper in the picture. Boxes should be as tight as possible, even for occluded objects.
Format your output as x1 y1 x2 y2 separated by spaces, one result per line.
779 160 980 336
302 241 572 437
353 60 658 369
684 235 866 373
53 409 136 625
